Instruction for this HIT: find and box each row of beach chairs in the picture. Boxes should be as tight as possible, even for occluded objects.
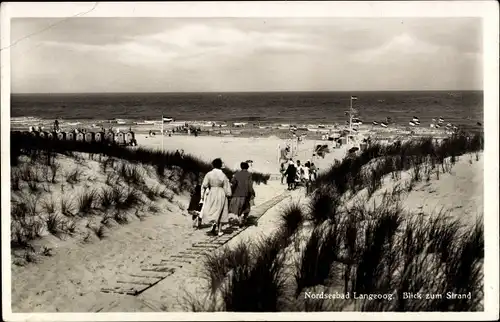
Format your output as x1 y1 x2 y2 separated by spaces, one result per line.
16 130 137 146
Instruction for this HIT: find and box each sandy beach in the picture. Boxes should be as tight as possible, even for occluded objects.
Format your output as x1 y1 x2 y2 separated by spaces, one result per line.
134 133 349 176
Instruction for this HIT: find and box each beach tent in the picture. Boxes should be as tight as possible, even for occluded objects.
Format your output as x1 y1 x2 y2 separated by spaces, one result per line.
57 132 66 140
85 132 95 143
116 132 125 145
76 133 85 142
104 132 115 144
66 132 75 141
94 132 105 143
125 131 135 145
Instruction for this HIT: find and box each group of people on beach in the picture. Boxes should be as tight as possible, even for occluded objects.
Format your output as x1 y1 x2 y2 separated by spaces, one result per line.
282 159 317 191
187 158 255 236
279 144 317 191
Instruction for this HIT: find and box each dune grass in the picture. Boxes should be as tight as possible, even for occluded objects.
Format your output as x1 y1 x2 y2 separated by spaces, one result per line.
10 132 271 185
313 132 483 195
193 130 484 312
9 130 271 253
196 231 290 312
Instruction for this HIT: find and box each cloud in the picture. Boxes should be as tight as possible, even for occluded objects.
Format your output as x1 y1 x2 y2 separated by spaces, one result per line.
39 23 321 68
11 18 483 92
351 33 442 63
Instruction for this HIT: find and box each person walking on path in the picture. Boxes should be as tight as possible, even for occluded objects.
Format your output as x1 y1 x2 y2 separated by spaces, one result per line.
279 144 291 184
284 160 298 190
309 162 318 181
229 162 256 227
199 158 232 236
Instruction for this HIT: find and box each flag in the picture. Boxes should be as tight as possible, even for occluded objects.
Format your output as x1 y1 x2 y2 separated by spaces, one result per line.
435 124 441 128
351 96 358 100
412 116 419 123
372 121 379 125
163 117 174 123
409 121 416 126
380 122 388 128
438 117 444 123
414 121 420 125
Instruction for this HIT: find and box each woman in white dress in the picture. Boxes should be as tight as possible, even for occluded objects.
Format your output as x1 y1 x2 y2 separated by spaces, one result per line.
199 158 232 236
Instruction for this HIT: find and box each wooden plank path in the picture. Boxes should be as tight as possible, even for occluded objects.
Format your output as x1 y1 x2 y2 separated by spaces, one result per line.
100 190 291 296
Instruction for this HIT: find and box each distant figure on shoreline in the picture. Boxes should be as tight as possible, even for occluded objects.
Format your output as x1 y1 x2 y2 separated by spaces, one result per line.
53 119 60 132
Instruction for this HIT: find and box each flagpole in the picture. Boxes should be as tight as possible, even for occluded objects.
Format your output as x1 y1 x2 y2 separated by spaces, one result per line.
348 96 353 146
161 115 164 151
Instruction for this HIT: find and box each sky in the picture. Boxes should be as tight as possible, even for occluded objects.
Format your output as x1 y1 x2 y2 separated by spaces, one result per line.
10 17 483 93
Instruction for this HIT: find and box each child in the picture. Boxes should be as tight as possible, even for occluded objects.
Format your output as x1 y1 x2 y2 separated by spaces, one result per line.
187 184 204 228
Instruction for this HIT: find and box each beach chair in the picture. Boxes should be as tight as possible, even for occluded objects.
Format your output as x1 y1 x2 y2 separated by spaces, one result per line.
57 132 66 141
66 132 75 141
84 132 94 143
125 131 135 145
94 131 104 143
76 132 85 142
116 132 125 145
104 132 115 144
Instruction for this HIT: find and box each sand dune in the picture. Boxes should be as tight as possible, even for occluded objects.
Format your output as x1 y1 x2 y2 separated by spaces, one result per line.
10 135 299 313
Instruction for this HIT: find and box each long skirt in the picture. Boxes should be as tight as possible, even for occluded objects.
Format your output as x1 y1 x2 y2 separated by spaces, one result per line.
187 185 202 212
200 186 229 224
229 196 251 217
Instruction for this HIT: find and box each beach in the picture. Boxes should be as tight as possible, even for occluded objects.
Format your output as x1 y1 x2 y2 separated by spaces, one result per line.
9 124 485 311
134 133 349 176
6 10 492 315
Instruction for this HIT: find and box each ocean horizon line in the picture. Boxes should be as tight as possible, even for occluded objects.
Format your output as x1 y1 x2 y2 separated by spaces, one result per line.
11 89 483 96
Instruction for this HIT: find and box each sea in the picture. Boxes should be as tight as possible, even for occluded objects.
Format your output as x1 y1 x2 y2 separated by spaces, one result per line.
10 91 483 130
